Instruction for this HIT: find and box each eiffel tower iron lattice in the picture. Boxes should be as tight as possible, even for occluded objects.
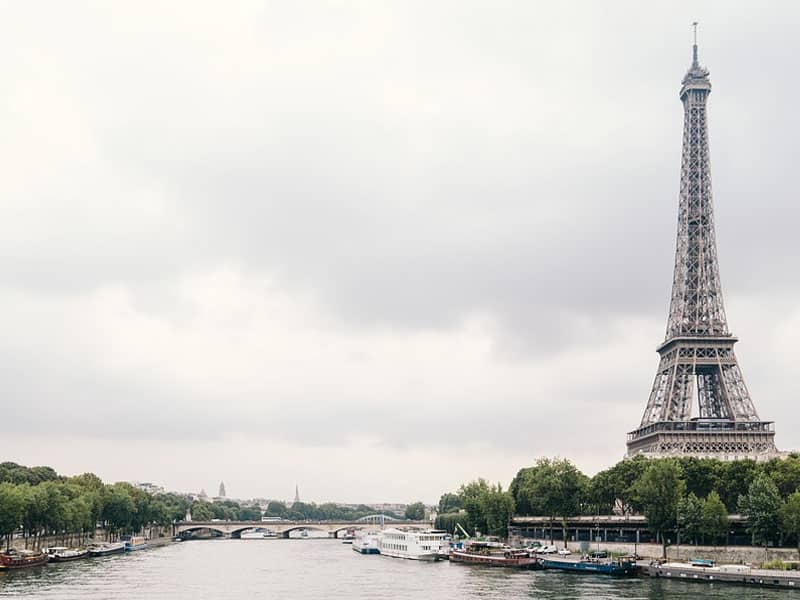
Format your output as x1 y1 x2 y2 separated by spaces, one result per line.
626 31 778 461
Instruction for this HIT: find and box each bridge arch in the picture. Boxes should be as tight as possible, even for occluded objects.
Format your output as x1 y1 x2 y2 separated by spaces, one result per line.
178 525 227 537
279 525 329 539
228 526 277 539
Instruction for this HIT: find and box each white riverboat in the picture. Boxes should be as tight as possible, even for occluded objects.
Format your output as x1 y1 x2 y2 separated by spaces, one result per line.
121 535 148 552
352 531 381 555
45 546 90 562
88 542 126 556
378 529 449 561
240 530 276 540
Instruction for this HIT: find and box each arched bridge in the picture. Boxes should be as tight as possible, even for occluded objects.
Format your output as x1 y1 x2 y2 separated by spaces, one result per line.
175 518 430 539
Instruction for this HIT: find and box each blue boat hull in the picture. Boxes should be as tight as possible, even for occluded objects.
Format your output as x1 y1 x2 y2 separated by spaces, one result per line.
541 558 636 576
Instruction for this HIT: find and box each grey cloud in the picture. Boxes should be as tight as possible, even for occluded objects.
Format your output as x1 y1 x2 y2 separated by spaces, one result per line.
1 1 799 496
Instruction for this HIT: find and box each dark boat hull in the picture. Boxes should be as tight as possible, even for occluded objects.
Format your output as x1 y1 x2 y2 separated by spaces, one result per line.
89 545 126 557
540 557 636 576
450 551 539 569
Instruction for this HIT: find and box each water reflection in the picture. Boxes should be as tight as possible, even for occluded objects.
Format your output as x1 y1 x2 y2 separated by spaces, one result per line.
0 541 791 599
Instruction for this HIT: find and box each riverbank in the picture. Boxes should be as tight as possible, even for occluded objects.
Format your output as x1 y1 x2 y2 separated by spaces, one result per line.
513 536 800 565
7 526 173 552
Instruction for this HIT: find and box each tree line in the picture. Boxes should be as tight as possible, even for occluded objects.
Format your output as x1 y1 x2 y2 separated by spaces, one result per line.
0 463 191 551
436 455 800 556
0 462 267 550
0 461 431 550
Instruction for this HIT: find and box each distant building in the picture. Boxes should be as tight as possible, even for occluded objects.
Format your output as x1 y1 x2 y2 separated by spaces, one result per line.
293 484 300 506
368 503 407 517
132 481 165 495
218 481 226 498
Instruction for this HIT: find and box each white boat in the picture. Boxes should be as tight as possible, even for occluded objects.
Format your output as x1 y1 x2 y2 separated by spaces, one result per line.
240 531 275 540
88 542 126 556
45 546 90 562
378 529 449 561
352 531 381 555
121 535 148 551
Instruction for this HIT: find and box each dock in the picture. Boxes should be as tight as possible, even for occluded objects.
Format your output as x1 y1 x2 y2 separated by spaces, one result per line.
641 560 800 590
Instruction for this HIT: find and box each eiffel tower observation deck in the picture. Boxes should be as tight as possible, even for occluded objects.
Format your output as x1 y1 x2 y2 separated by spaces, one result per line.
626 27 778 461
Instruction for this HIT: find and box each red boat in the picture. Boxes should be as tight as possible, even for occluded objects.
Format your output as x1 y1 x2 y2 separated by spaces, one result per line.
0 549 49 570
450 541 540 569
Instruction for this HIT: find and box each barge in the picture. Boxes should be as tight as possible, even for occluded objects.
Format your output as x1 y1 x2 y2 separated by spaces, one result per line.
646 560 800 589
540 552 636 576
0 549 49 570
450 541 539 568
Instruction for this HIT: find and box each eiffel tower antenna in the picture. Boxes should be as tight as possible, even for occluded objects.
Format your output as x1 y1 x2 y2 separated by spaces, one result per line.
626 33 778 461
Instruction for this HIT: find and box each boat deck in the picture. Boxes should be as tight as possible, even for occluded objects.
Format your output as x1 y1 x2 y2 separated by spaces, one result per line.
644 561 800 589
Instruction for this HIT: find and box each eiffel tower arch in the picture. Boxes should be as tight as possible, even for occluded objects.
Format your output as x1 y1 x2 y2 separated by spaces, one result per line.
626 31 778 461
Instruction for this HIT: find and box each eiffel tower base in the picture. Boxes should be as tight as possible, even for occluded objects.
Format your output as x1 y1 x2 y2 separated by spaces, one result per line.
626 420 779 462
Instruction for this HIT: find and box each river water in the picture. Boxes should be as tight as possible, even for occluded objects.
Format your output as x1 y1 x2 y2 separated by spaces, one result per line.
0 539 790 599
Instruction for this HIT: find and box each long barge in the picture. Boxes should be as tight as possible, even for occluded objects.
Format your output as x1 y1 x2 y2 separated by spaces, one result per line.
0 550 49 570
646 561 800 589
450 542 539 569
540 553 636 576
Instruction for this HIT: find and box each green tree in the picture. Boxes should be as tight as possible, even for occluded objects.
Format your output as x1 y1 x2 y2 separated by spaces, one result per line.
636 460 685 558
738 472 782 547
437 493 462 514
156 493 190 524
677 492 703 545
678 458 723 500
481 484 515 537
765 456 800 498
513 458 588 546
103 483 136 537
190 501 214 522
265 501 287 517
405 502 426 521
0 483 26 550
434 512 471 536
238 505 262 521
780 491 800 560
720 460 761 511
460 479 492 535
587 455 649 516
701 490 729 546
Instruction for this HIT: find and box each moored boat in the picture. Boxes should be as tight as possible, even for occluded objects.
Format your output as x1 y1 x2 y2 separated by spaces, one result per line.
240 532 264 540
352 531 381 555
647 560 800 589
378 528 449 561
121 535 149 552
88 542 126 556
45 546 90 562
540 552 636 576
450 541 539 569
0 549 49 570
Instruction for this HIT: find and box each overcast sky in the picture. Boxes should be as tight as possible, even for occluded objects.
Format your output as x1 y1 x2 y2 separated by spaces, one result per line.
1 1 798 504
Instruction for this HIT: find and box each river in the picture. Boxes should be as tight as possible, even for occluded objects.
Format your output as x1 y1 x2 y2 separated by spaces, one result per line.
0 539 791 599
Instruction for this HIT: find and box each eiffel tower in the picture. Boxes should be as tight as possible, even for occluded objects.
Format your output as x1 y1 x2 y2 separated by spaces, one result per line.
626 27 778 461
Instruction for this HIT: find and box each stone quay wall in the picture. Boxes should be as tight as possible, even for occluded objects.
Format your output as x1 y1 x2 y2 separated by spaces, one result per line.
512 536 800 565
